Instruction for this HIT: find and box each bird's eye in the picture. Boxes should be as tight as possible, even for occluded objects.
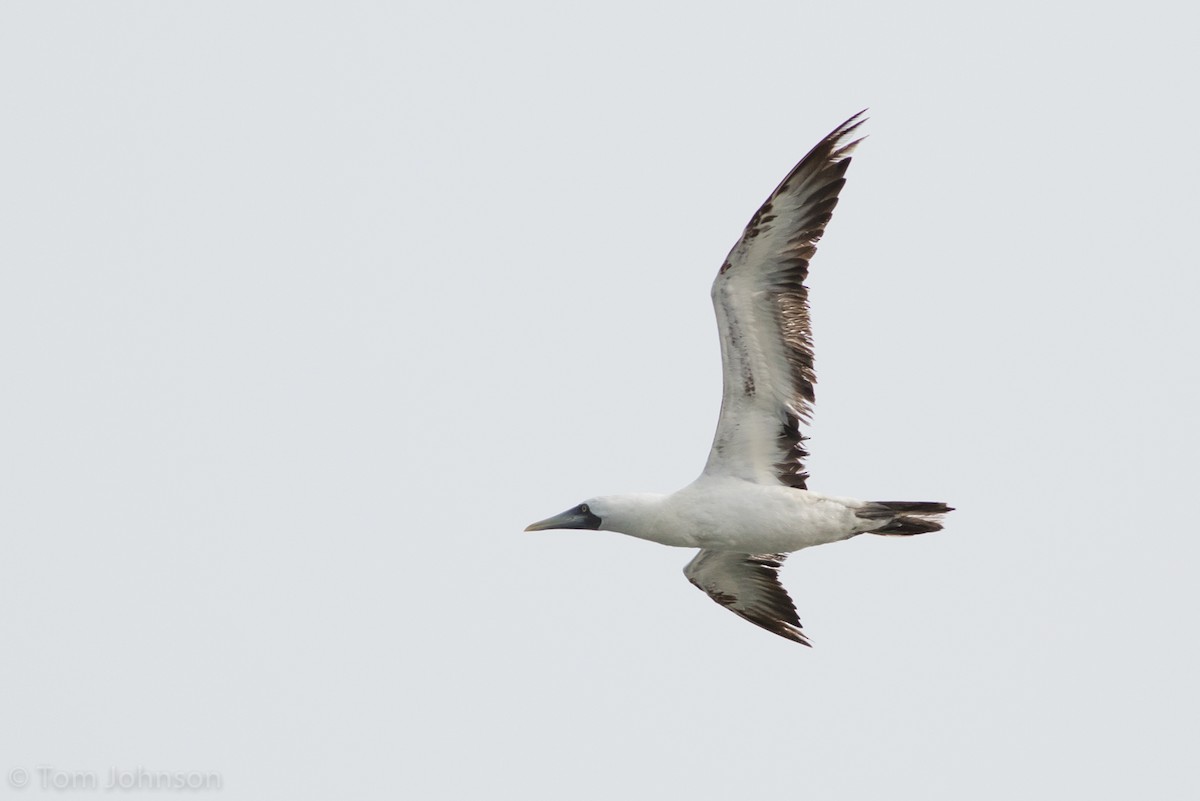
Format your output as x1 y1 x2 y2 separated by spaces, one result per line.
579 504 590 514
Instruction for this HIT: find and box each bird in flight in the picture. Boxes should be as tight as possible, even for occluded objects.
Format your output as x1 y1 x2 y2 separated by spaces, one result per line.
526 112 952 645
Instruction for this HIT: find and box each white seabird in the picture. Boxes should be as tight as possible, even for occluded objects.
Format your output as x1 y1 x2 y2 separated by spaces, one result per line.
526 112 952 646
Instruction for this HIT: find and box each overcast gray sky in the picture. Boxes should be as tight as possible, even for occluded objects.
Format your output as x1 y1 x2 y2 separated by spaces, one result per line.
2 1 1198 799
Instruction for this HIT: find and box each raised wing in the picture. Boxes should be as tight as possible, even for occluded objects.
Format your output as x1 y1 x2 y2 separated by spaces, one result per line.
683 550 810 646
704 111 865 489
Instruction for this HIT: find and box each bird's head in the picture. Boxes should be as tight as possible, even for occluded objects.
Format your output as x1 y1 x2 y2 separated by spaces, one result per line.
524 494 664 536
524 500 604 532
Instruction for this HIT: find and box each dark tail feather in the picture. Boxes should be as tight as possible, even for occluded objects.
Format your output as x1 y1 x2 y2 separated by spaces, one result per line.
872 517 944 536
857 501 954 537
859 501 953 517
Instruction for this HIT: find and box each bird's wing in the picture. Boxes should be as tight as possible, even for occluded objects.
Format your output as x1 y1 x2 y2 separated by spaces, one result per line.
704 111 865 489
683 550 810 646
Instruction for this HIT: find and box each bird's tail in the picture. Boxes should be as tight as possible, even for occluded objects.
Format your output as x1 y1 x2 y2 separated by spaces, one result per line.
856 501 953 536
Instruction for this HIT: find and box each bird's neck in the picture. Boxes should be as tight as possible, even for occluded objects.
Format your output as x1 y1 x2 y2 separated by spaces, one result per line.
597 493 679 545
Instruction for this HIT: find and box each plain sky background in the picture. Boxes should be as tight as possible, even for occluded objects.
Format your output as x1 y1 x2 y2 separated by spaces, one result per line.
2 1 1198 799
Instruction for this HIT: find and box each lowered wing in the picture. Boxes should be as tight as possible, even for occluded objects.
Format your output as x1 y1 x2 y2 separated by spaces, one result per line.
684 550 810 646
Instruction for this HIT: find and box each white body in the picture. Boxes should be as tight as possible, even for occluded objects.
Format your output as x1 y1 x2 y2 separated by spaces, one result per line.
594 478 873 552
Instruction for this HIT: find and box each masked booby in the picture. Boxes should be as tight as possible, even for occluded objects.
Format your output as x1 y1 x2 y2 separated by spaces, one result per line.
526 111 953 646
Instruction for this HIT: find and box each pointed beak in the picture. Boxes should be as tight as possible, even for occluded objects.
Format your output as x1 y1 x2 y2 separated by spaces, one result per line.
524 506 601 532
